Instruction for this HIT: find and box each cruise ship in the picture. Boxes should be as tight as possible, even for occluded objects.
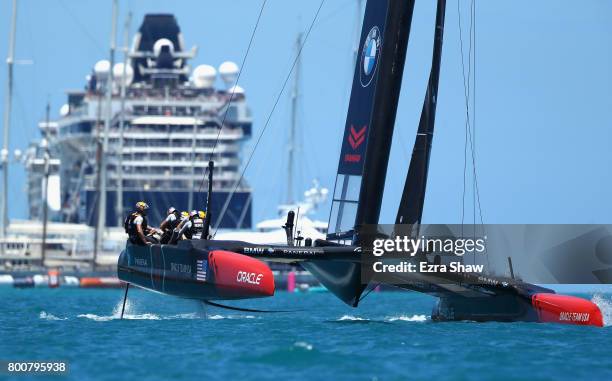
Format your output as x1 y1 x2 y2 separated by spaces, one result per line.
25 14 253 229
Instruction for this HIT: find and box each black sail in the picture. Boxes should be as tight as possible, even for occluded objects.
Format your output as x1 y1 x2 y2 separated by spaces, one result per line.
303 0 416 306
396 0 447 228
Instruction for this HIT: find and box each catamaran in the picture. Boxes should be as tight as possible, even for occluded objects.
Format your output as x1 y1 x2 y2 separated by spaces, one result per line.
117 0 604 326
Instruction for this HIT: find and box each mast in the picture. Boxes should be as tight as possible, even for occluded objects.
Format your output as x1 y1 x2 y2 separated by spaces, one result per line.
41 102 50 265
116 12 131 226
202 161 214 239
353 0 415 237
0 0 17 245
188 117 197 211
395 0 446 228
92 81 104 262
95 0 118 256
287 32 302 205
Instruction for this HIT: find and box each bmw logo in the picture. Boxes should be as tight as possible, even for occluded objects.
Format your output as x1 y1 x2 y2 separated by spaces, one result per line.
360 26 382 88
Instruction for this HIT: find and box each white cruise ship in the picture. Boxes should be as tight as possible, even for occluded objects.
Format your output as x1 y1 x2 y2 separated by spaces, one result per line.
25 14 253 229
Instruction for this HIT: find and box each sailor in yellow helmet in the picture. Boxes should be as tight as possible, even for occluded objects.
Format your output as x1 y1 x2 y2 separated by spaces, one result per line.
123 201 158 245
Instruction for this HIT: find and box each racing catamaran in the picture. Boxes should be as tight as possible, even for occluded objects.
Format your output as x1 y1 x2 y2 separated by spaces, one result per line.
117 0 603 326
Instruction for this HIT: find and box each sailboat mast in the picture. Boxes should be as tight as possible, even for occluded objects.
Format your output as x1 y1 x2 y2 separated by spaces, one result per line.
116 12 131 226
95 0 118 256
0 0 17 244
41 102 50 265
287 32 302 205
353 0 416 237
188 117 197 211
395 0 446 227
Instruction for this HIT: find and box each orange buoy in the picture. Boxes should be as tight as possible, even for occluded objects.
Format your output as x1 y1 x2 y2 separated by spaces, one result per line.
48 269 60 288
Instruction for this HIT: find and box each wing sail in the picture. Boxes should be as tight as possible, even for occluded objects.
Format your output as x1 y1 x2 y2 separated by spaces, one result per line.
396 0 447 228
304 0 416 306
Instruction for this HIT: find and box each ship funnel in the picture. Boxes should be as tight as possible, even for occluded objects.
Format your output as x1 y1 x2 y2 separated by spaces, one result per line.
153 38 175 56
94 60 111 81
192 64 217 88
219 61 239 87
113 63 134 86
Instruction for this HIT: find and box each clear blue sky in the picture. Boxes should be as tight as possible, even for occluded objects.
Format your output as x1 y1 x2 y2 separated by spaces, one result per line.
0 0 611 225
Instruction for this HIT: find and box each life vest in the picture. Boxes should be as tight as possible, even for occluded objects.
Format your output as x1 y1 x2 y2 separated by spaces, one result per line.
125 211 148 243
189 217 204 240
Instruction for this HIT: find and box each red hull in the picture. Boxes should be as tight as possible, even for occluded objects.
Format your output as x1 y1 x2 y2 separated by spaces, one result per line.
532 293 604 327
208 250 275 299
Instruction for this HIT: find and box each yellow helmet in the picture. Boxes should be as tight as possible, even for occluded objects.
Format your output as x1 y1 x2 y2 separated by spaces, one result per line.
199 211 206 219
180 211 189 219
135 201 149 211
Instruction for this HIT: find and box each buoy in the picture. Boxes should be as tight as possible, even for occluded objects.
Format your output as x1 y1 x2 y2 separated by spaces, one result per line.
48 269 60 288
79 277 122 288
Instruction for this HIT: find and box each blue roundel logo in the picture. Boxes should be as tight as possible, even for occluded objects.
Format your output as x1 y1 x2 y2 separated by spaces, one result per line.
360 26 382 87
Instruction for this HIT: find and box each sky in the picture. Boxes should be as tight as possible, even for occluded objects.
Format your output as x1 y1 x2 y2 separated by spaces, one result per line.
0 0 611 227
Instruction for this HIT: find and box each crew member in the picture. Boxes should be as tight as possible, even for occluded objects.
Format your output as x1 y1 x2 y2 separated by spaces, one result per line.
176 210 204 240
124 201 157 245
159 207 181 244
169 211 190 244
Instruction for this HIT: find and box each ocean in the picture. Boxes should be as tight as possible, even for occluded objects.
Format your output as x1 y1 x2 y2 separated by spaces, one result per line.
2 287 611 381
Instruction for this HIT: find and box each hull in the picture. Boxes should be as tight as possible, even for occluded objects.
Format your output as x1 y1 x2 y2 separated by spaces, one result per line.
117 241 274 301
430 287 604 327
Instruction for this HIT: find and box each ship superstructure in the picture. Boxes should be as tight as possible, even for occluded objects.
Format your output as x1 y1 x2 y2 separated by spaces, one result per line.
26 14 253 228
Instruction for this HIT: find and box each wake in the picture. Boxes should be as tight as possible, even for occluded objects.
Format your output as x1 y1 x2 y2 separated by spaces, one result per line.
591 294 612 327
333 314 429 323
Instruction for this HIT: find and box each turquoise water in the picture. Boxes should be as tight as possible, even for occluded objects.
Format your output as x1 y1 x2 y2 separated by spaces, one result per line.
2 287 612 381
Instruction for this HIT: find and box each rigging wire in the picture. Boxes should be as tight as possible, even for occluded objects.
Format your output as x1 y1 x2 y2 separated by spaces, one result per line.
213 0 327 234
457 0 487 267
57 0 106 54
457 0 484 227
198 0 268 193
471 0 485 229
458 0 473 228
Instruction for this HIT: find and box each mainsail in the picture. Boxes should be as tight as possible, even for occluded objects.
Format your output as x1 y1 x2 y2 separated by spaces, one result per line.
396 0 447 228
302 0 416 306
